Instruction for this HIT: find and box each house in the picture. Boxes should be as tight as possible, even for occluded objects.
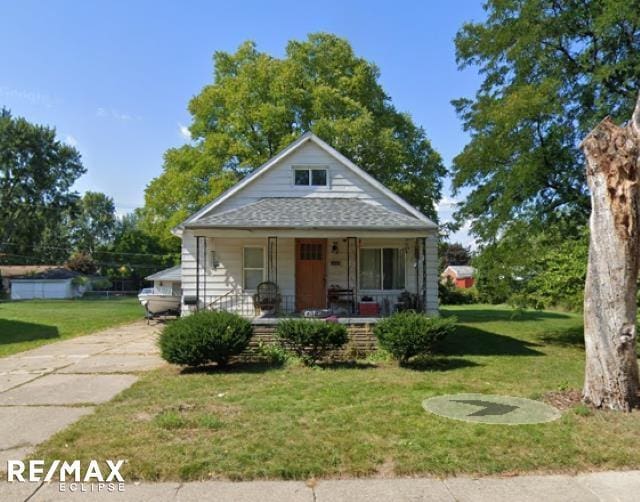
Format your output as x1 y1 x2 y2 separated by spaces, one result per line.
0 265 59 293
9 267 87 300
145 265 182 295
441 265 476 289
172 132 439 318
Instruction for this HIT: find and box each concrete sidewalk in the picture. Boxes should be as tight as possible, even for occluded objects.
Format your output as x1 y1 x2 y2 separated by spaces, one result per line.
0 321 164 466
2 470 639 501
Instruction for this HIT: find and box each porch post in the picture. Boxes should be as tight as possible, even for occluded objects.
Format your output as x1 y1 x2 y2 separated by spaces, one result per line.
424 233 439 315
203 237 207 309
195 236 200 312
347 237 357 314
267 236 278 285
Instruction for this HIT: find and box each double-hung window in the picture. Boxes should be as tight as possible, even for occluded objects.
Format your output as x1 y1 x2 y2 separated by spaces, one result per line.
243 247 264 290
293 167 328 186
359 248 405 290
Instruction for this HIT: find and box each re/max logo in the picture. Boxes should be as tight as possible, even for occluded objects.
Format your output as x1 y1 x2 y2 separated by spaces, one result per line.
7 460 125 483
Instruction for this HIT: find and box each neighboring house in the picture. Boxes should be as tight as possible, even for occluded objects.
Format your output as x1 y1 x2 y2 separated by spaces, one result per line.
145 265 182 295
173 132 439 317
9 268 87 300
441 265 476 289
0 265 59 293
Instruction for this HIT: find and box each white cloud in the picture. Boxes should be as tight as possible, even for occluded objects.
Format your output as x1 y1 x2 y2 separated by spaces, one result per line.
65 134 78 147
434 195 460 212
0 86 58 108
178 123 191 141
96 107 141 121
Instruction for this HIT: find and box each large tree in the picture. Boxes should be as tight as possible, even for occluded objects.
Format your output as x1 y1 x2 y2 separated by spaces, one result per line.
452 0 640 242
142 33 445 244
0 108 85 262
72 191 116 254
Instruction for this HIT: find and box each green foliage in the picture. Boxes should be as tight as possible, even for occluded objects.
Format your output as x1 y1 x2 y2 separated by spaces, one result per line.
142 34 445 243
255 340 290 366
275 319 348 365
439 279 479 305
159 311 253 367
66 251 97 275
98 211 179 285
72 191 116 254
473 222 588 310
452 1 640 244
0 108 85 263
89 277 112 290
373 312 456 363
439 242 472 272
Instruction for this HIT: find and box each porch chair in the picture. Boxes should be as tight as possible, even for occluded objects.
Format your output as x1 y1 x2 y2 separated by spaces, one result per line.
252 281 281 315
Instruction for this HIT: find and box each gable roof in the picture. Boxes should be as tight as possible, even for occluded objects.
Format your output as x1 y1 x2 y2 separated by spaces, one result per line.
174 132 436 235
186 197 435 230
0 265 59 278
443 265 475 279
145 265 181 282
11 267 81 280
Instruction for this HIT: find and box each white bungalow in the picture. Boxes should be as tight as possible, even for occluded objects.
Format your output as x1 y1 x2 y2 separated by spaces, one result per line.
172 133 438 318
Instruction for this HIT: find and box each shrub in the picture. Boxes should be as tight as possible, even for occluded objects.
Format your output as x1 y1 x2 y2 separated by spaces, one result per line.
439 280 479 305
159 311 253 367
275 319 348 365
373 312 456 364
66 251 97 275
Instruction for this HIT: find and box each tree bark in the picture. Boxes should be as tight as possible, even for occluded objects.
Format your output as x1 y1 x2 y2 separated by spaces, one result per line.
582 93 640 411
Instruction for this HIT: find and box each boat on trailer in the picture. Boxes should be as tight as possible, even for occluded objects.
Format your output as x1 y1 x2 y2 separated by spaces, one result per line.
138 287 181 318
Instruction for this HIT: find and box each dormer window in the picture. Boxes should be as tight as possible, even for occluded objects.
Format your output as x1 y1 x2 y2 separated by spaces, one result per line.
293 167 328 186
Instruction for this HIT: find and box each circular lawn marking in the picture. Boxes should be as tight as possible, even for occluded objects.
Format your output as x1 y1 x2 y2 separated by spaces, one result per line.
422 393 561 425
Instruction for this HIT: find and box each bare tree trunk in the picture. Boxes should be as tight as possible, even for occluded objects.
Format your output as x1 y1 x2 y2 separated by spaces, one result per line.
581 94 640 411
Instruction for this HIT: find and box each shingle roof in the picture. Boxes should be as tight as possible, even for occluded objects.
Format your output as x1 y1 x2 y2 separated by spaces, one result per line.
145 265 181 282
12 267 81 280
186 198 436 230
444 266 476 278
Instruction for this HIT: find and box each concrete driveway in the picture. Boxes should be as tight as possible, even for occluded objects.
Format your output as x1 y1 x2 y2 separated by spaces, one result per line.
0 321 163 466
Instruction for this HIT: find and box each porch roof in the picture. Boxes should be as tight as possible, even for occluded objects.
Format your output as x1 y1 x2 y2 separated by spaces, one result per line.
185 197 436 231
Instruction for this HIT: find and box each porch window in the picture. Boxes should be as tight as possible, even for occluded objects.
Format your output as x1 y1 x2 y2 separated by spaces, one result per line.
293 167 328 186
243 247 264 290
359 248 405 290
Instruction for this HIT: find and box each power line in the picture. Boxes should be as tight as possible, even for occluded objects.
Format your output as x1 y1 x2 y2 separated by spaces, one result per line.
0 242 178 258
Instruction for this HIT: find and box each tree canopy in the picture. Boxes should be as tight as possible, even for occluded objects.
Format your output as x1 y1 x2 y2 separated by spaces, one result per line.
142 33 446 245
0 108 85 262
72 191 116 254
452 0 640 242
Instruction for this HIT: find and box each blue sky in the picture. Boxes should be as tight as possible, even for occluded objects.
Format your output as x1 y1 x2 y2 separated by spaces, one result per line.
0 0 485 246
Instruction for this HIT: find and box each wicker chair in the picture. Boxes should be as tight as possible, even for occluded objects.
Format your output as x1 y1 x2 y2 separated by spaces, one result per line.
252 281 281 315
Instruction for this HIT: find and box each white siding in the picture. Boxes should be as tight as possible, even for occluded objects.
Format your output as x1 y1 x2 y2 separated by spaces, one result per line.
207 142 409 216
10 279 72 300
181 234 439 315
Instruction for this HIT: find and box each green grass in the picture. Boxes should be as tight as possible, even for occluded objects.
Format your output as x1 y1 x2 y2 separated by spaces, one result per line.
0 298 144 357
32 305 640 480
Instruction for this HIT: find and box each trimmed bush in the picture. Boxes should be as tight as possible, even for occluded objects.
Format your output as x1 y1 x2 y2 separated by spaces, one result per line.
159 311 252 367
275 319 348 365
373 312 456 364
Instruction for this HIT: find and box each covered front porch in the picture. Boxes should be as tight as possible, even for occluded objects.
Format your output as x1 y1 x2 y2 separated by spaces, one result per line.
183 229 438 320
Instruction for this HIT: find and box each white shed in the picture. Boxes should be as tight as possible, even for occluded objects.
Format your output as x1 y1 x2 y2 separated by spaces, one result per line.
10 268 84 300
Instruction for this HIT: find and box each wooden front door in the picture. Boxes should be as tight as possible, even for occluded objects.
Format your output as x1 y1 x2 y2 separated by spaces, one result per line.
295 239 326 311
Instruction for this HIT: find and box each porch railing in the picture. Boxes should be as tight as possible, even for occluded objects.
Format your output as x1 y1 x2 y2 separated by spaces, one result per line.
201 292 420 318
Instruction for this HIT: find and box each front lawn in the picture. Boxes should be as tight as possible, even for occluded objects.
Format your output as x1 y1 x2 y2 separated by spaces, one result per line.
33 305 640 480
0 298 144 357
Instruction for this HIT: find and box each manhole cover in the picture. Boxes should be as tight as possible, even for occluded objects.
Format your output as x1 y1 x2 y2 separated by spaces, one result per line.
422 393 561 425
